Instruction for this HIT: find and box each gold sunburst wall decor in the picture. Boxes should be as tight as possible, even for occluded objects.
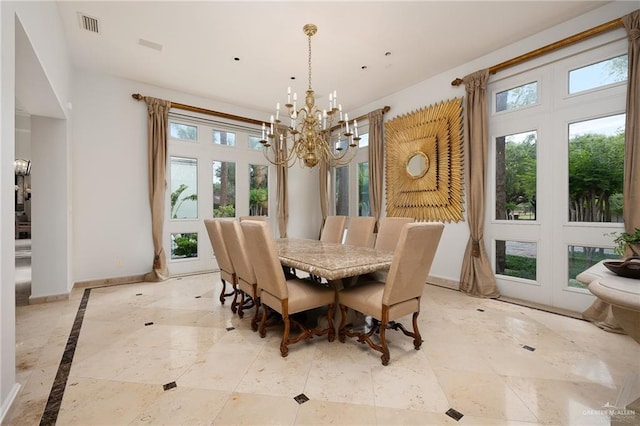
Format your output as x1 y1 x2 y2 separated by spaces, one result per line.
385 98 464 222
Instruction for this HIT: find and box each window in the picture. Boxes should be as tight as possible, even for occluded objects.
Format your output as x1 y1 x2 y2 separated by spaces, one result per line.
213 130 236 146
248 135 263 150
249 164 268 216
358 162 370 216
212 160 236 217
170 122 197 141
487 38 626 311
358 132 369 148
569 54 628 94
567 245 615 290
495 130 537 221
495 81 538 112
568 114 624 223
170 156 197 219
171 232 198 259
331 127 370 217
335 166 349 216
495 240 537 281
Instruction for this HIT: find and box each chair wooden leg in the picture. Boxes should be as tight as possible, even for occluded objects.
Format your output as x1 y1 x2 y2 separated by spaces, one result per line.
230 285 239 313
219 279 228 304
412 312 422 350
258 302 268 338
237 291 246 318
326 303 335 342
251 297 260 332
281 311 290 357
379 319 390 366
338 304 348 343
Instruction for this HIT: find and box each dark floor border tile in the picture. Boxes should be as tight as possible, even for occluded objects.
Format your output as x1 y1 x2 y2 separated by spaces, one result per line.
39 288 92 426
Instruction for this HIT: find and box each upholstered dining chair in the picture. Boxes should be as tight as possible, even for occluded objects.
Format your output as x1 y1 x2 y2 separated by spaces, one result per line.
344 216 376 248
220 220 260 330
320 215 347 243
240 220 336 357
204 219 238 311
337 222 444 365
374 217 414 251
239 215 267 222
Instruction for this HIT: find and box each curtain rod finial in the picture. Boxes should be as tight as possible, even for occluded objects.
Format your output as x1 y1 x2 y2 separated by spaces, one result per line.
451 78 463 87
132 93 143 101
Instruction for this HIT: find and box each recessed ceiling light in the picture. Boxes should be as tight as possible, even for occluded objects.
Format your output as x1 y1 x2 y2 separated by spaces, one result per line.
385 51 392 56
290 76 296 80
234 57 240 61
361 65 368 70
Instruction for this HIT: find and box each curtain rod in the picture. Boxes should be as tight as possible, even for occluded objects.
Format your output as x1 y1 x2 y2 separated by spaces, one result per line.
132 93 390 129
450 16 625 86
132 93 264 126
328 105 392 132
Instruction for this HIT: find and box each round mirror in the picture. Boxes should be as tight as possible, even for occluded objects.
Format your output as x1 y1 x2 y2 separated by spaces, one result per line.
406 151 429 179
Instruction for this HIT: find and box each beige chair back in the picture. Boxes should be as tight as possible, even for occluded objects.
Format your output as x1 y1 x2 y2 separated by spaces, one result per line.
240 220 288 299
204 219 234 276
382 222 444 306
219 220 256 287
344 216 376 248
320 215 347 243
240 215 267 222
374 217 414 251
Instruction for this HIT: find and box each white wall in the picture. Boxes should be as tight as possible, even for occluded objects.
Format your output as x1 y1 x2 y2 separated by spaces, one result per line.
0 2 18 419
1 0 71 418
349 1 638 286
31 116 71 299
71 70 320 282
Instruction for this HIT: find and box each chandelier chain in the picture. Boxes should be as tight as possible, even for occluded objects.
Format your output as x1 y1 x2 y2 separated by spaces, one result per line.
307 34 312 90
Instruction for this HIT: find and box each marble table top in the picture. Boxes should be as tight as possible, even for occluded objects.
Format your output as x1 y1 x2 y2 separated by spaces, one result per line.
577 260 640 312
275 238 394 281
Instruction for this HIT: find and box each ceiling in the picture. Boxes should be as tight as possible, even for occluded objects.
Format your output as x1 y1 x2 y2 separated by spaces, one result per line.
49 1 609 116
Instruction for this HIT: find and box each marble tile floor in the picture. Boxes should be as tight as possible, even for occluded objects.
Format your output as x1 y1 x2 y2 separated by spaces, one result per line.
6 272 640 425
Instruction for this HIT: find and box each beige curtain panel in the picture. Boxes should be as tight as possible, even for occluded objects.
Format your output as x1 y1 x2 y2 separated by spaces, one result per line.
276 125 289 238
319 160 330 238
143 97 171 282
622 10 639 234
459 70 500 298
368 109 384 231
583 10 640 331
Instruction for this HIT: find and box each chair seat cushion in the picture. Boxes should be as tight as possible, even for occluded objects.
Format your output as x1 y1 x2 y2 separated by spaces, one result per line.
338 280 419 321
261 278 335 315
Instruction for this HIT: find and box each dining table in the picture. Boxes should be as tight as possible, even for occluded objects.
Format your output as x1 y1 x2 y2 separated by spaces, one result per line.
274 237 395 330
274 238 394 289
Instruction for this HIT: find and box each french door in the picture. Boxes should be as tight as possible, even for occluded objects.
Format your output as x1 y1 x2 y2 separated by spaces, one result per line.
486 38 627 312
166 114 274 275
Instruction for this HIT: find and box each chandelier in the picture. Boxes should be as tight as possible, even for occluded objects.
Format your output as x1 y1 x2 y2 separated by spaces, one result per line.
260 24 360 168
14 159 31 176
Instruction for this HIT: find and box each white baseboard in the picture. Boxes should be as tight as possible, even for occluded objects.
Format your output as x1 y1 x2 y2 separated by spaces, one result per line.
73 274 146 289
0 383 22 424
29 292 69 304
427 275 460 290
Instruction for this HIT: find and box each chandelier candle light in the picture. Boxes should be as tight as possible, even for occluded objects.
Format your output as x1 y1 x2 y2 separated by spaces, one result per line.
260 24 360 168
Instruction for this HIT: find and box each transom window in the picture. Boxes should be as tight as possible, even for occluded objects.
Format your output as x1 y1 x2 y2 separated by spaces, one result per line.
495 81 538 112
568 54 628 94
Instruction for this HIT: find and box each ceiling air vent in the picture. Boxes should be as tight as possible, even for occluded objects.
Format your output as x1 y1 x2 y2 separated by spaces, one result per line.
78 13 100 34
